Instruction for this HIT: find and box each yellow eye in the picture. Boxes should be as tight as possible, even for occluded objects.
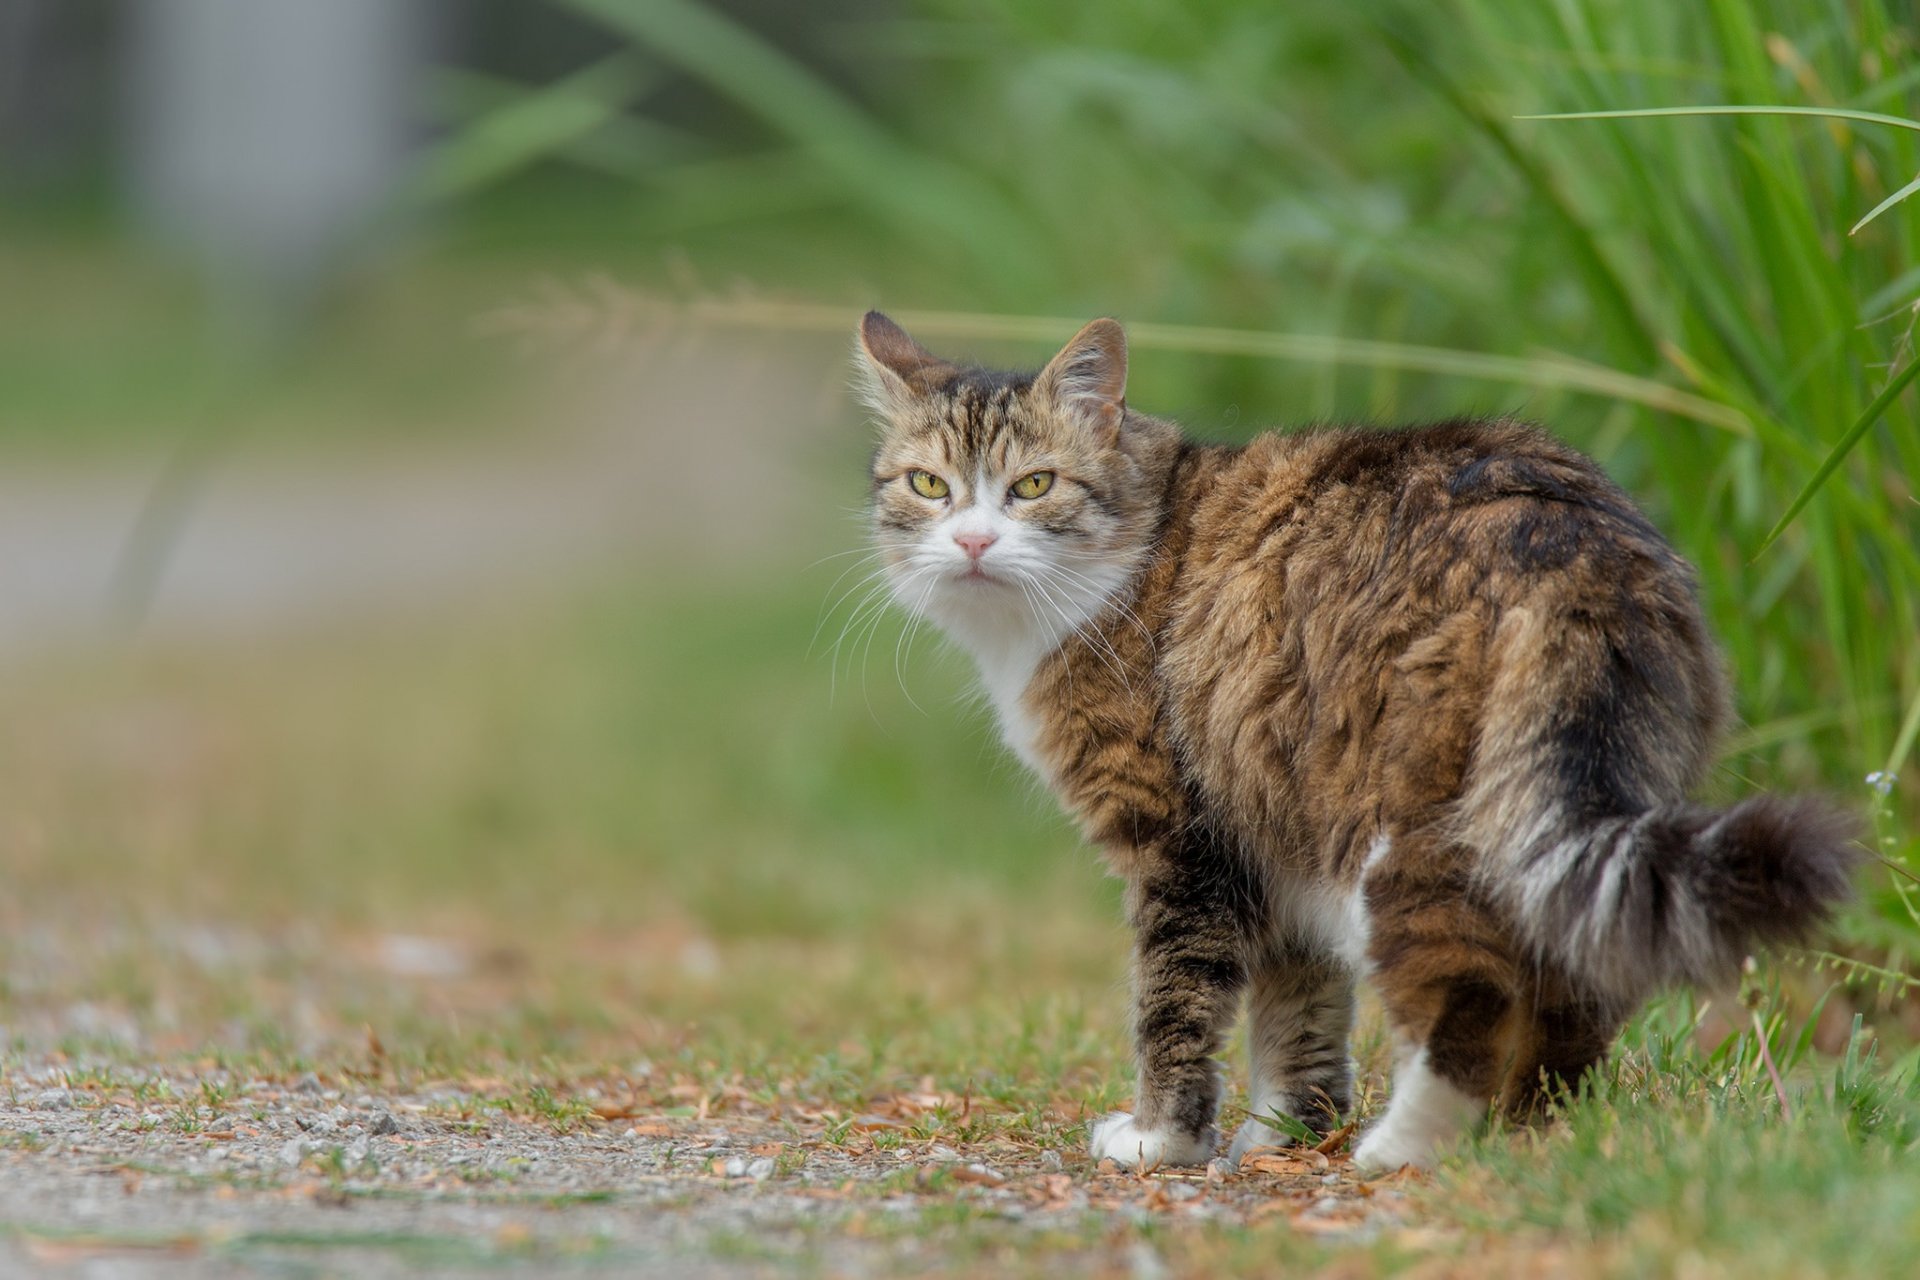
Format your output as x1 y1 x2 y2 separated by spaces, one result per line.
1010 471 1054 500
907 469 950 499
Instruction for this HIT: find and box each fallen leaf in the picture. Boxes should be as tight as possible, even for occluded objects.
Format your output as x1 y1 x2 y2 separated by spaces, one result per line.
949 1164 1005 1186
1312 1121 1358 1155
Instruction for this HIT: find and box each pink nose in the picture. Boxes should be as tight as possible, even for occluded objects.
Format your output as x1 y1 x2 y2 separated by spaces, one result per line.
953 531 998 560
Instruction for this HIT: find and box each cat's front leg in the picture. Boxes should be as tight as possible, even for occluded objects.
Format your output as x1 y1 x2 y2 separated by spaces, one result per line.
1089 858 1248 1169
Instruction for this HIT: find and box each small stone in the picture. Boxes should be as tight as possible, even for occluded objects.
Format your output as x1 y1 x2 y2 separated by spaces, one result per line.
1127 1240 1170 1280
33 1089 72 1110
1039 1150 1065 1171
278 1138 309 1167
745 1157 776 1181
369 1112 401 1136
1205 1158 1235 1182
723 1156 748 1178
1166 1182 1200 1202
294 1073 323 1095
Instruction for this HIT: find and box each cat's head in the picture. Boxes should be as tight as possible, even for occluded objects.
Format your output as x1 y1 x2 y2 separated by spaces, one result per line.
855 311 1176 650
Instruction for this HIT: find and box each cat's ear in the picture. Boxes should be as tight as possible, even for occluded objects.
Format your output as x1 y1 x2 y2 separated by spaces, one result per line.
1036 318 1127 439
854 310 948 421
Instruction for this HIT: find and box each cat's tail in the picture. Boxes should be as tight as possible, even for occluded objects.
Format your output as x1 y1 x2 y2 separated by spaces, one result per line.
1459 606 1863 1006
1492 796 1861 1004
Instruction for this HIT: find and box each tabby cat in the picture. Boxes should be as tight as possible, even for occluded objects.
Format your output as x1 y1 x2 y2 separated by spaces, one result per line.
854 311 1859 1171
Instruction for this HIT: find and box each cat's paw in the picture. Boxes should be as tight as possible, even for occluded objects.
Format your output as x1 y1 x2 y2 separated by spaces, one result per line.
1351 1119 1437 1172
1087 1113 1214 1169
1227 1115 1300 1165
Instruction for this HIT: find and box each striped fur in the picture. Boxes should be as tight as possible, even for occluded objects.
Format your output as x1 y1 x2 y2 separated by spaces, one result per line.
855 312 1863 1171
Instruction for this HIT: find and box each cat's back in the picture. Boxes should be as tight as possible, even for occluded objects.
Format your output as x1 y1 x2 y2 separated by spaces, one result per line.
1158 418 1721 868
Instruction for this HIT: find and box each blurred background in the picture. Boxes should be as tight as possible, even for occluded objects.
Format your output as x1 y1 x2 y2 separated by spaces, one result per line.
1 0 1915 1071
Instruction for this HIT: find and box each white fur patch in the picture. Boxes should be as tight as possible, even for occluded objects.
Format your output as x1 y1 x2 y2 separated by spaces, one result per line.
1351 1048 1484 1172
1088 1113 1214 1169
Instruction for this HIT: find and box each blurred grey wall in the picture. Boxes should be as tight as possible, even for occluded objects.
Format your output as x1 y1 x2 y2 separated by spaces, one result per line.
126 0 437 310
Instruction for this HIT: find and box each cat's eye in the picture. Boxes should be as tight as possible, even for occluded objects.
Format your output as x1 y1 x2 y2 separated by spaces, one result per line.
1010 471 1055 500
907 469 950 499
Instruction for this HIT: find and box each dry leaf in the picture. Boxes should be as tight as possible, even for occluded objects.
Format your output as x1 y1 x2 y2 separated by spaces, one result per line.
1312 1121 1357 1154
948 1164 1004 1186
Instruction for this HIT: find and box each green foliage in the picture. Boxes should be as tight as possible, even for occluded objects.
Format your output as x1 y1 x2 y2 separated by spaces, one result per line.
468 0 1918 948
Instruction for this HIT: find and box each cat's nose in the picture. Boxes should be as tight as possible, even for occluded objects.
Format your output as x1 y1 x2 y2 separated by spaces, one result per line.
953 531 998 560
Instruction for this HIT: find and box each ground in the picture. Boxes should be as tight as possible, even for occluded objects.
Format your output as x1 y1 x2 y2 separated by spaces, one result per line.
0 1060 1420 1277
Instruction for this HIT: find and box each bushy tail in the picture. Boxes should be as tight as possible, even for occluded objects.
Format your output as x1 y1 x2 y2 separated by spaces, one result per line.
1463 597 1864 1006
1505 795 1862 1003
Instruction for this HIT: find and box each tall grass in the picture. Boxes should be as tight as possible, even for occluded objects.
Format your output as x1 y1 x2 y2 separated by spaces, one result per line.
440 0 1918 957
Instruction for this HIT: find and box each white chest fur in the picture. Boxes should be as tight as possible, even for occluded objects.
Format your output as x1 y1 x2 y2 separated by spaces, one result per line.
973 638 1055 774
894 538 1143 780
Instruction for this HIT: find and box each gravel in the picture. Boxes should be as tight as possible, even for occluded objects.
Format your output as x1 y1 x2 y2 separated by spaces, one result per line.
0 1060 1409 1277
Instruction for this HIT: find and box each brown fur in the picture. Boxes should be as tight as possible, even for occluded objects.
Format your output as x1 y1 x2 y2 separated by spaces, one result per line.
856 312 1862 1164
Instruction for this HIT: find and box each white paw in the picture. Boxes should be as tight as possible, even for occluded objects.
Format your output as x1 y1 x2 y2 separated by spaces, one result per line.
1227 1115 1299 1165
1351 1048 1484 1172
1351 1120 1437 1172
1087 1112 1214 1169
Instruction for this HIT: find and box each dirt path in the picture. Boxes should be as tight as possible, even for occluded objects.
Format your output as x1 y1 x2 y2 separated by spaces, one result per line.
0 1060 1413 1277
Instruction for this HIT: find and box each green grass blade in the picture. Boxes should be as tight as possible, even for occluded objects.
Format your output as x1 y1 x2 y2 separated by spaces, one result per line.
404 55 655 205
1885 682 1920 780
1385 22 1661 367
1851 171 1920 236
1519 105 1920 133
1753 355 1920 557
556 0 1050 288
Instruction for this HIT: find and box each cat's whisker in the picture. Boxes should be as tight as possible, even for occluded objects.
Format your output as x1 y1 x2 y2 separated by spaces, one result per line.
1024 562 1137 693
892 571 941 713
825 587 894 705
817 572 902 668
805 545 892 572
824 571 908 697
1044 556 1157 652
811 560 901 656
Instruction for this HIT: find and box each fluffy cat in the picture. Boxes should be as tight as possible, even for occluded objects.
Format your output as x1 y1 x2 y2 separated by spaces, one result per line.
854 310 1860 1171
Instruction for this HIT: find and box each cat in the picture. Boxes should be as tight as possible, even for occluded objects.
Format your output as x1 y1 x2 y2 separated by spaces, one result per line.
853 310 1861 1172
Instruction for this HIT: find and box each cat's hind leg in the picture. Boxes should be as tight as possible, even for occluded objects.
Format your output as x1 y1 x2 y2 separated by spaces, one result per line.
1502 990 1622 1121
1227 945 1355 1164
1351 839 1521 1171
